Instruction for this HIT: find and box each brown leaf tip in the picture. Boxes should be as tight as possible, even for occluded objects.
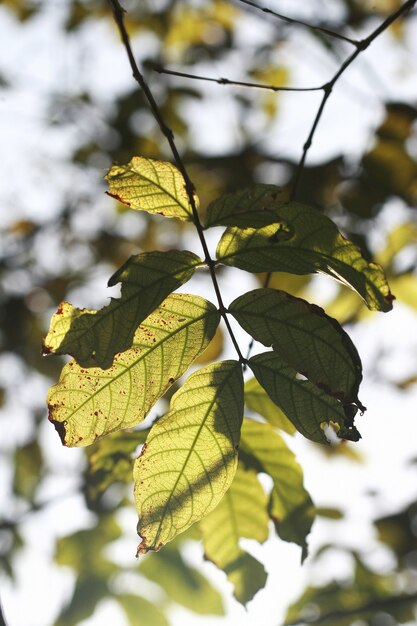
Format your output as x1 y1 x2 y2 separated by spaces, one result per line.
105 191 131 206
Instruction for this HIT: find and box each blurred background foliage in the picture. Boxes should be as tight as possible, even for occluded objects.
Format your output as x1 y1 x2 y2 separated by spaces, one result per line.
1 0 417 624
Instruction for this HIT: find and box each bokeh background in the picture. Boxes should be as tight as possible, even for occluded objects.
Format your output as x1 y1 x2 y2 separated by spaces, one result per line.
1 1 417 625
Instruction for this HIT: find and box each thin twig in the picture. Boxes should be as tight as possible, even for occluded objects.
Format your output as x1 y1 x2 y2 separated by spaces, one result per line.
107 0 245 362
282 592 417 626
290 0 417 200
235 0 360 46
153 66 323 93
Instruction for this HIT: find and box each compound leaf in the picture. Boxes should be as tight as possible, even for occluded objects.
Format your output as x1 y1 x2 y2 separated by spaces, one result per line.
43 250 201 368
47 294 220 447
134 360 243 553
240 418 315 558
205 184 287 228
244 377 296 434
200 464 268 605
231 288 363 408
217 202 393 312
105 156 196 221
249 352 361 444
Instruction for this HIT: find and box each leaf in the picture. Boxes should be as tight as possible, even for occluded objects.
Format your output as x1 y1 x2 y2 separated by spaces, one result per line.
194 325 224 364
216 202 394 312
105 156 196 221
245 376 296 434
205 184 287 228
47 294 220 447
200 464 268 605
43 250 201 368
230 288 364 407
116 594 169 626
134 360 244 553
140 545 224 615
86 430 149 502
249 352 361 444
240 419 314 557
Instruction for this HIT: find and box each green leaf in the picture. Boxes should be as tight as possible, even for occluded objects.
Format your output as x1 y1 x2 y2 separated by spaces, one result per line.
47 294 220 447
240 418 315 557
116 594 169 626
249 352 361 444
43 250 201 368
200 464 268 605
245 376 296 434
230 288 364 408
86 430 149 502
205 184 287 228
105 156 196 221
216 202 394 312
140 545 224 615
134 360 244 553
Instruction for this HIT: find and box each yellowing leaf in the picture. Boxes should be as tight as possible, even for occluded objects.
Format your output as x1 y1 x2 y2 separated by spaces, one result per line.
216 202 394 312
134 360 243 553
230 288 364 408
240 419 315 557
249 352 361 444
194 325 224 364
205 184 287 228
43 250 201 368
245 377 296 434
200 464 268 605
47 294 220 447
105 156 197 221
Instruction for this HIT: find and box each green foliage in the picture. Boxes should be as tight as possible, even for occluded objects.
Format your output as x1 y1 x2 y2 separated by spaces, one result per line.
217 200 394 312
43 153 393 605
134 360 243 553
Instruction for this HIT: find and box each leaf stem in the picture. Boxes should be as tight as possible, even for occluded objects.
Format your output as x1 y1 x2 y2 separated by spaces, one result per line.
107 0 245 363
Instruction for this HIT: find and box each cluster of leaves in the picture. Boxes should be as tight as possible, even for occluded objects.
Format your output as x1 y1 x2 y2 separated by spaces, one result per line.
43 154 393 604
2 0 417 624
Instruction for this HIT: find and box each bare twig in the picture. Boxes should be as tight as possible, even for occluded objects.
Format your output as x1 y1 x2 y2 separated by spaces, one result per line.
153 66 323 93
107 0 245 362
235 0 360 46
290 0 417 199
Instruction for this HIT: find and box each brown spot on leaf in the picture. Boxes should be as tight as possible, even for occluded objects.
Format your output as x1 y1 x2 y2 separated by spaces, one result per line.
105 191 131 206
168 377 175 384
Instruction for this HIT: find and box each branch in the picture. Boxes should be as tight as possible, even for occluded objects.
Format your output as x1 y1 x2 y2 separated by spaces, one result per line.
235 0 360 46
282 592 417 626
290 0 417 199
153 66 323 93
107 0 245 362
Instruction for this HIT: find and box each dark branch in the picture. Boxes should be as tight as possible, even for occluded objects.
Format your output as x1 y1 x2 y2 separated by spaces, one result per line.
153 66 323 93
235 0 360 46
290 0 417 199
107 0 245 362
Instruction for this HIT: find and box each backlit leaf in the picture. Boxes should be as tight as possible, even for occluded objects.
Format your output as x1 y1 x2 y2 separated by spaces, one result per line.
240 419 315 557
134 360 243 553
200 464 268 605
230 288 363 407
244 376 296 434
116 594 169 626
216 202 394 311
249 352 361 444
105 156 196 221
205 184 287 228
43 250 201 368
47 294 220 447
140 544 224 615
